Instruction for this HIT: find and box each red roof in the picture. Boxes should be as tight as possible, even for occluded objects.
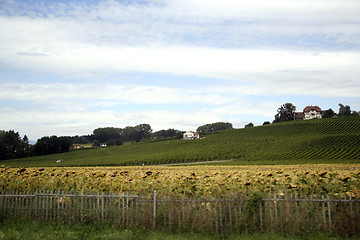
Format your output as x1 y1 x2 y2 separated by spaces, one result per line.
303 106 322 113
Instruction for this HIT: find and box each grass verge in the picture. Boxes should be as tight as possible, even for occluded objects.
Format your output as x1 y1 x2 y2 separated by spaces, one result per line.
0 218 358 240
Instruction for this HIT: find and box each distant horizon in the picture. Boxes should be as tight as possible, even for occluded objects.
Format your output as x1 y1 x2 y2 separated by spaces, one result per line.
1 0 359 141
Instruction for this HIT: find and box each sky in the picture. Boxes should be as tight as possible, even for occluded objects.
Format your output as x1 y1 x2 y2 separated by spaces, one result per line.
1 0 360 141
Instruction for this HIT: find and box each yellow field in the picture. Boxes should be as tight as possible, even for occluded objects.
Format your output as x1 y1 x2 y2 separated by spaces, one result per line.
1 164 359 197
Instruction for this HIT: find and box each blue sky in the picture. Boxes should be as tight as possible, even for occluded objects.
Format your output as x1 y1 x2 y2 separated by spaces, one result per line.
1 0 360 141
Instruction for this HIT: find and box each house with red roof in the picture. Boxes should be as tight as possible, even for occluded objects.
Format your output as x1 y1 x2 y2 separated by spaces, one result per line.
295 106 324 120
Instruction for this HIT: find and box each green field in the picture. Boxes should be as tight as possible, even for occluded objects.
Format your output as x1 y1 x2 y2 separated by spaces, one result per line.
3 116 360 167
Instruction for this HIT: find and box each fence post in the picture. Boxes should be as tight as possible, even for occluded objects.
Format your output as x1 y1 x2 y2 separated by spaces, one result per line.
153 191 157 228
350 195 354 233
101 192 104 221
327 196 332 229
34 190 38 219
322 195 326 228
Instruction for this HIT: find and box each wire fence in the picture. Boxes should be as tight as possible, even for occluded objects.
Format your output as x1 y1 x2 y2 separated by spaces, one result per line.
0 190 359 235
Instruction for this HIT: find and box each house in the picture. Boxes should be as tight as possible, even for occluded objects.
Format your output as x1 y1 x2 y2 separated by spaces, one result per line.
183 131 200 140
295 106 323 120
303 106 323 120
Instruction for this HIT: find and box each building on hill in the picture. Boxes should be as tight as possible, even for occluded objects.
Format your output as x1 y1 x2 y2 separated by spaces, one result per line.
295 106 324 120
183 131 200 140
294 111 304 120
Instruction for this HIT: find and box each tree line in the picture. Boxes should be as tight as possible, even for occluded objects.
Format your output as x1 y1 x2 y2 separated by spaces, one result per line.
0 124 185 160
0 131 72 161
92 123 152 145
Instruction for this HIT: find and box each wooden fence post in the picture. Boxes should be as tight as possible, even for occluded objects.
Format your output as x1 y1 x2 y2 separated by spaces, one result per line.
327 196 332 229
34 190 38 219
153 190 157 228
350 195 354 233
322 195 326 228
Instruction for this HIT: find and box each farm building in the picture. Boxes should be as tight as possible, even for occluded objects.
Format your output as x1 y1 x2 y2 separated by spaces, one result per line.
183 131 200 140
295 106 324 120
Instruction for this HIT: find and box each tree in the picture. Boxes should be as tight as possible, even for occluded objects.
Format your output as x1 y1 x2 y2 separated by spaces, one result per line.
0 130 30 160
323 108 336 118
93 127 121 143
151 129 181 140
106 139 123 146
93 124 152 143
134 123 152 141
245 122 254 128
273 103 296 123
197 122 233 133
33 136 72 156
338 104 351 116
92 140 100 147
263 121 271 125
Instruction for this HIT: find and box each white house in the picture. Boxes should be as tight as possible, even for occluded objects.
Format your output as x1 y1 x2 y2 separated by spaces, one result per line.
183 131 200 140
303 106 323 120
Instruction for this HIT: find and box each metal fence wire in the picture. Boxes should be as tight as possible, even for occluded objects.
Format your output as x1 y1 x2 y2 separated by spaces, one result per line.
0 190 359 235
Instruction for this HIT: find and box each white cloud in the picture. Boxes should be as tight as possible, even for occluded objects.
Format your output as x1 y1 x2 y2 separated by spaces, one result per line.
0 82 236 106
1 44 360 97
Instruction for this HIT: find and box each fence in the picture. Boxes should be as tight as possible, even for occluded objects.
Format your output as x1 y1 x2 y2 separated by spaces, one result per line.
0 191 359 235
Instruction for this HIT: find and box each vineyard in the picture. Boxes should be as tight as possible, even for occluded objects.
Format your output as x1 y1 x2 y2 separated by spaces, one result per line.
3 116 360 167
1 165 359 198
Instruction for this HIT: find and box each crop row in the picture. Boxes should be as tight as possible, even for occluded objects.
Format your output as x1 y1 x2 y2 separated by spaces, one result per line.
1 165 359 198
266 134 360 161
258 119 360 137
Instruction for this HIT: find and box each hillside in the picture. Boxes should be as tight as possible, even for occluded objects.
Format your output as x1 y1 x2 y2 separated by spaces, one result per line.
3 116 360 167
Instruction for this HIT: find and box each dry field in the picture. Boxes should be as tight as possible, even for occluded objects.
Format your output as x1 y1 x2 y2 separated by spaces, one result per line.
1 164 359 198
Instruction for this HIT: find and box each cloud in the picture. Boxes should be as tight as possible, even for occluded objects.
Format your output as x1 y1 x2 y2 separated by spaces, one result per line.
1 0 359 50
1 44 360 97
1 0 359 82
0 82 236 107
17 52 49 57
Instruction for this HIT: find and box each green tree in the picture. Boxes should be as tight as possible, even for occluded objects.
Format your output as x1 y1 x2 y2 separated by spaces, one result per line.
273 103 296 123
106 139 123 146
197 122 233 133
33 136 71 156
92 140 100 147
151 129 180 140
93 127 121 143
93 124 152 143
135 123 152 140
0 130 30 160
323 108 336 118
245 122 254 128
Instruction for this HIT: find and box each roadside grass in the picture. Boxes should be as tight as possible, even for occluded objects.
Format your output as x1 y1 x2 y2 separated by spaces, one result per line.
3 116 360 167
0 218 357 240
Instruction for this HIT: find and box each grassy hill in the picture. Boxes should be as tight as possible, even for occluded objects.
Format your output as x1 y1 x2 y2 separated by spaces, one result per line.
3 116 360 167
